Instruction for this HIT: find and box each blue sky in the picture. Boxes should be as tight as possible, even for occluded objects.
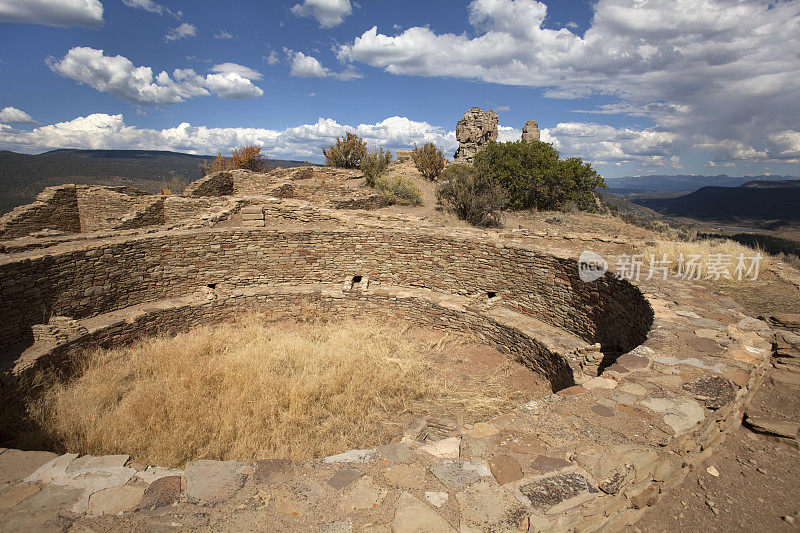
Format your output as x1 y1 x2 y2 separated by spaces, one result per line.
1 0 799 179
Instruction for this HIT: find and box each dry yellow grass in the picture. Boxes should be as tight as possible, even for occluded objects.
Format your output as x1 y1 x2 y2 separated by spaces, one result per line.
640 238 771 279
29 315 525 467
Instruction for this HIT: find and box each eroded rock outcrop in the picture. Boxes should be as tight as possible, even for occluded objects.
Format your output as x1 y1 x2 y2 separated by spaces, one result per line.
454 107 498 164
522 120 540 143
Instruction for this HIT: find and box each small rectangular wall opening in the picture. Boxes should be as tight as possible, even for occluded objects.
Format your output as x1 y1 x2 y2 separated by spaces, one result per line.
352 275 363 284
487 291 497 299
207 283 217 289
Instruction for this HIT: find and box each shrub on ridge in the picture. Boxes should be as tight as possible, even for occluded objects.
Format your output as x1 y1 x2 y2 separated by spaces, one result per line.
411 142 446 181
473 141 605 211
360 146 394 187
201 145 270 175
436 164 507 227
323 132 368 169
375 175 422 206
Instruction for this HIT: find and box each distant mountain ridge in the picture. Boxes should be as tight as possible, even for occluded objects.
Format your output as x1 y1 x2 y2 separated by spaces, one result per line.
0 149 309 214
40 149 209 159
634 180 800 222
739 179 800 188
606 174 800 191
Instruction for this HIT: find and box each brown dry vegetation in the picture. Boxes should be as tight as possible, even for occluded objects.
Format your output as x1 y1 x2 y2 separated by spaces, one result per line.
640 239 771 275
202 145 270 175
29 315 528 467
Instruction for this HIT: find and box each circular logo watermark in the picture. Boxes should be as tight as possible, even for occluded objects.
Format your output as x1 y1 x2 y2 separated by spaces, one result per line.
578 251 608 282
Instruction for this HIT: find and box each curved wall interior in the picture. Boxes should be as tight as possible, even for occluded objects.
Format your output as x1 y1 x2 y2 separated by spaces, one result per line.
0 228 653 355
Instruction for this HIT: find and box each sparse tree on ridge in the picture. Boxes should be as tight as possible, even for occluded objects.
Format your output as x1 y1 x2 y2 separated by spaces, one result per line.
323 132 368 169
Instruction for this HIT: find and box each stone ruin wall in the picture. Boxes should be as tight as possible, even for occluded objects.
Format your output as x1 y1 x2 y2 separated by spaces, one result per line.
269 182 382 209
183 171 235 197
114 197 167 230
0 185 167 239
21 287 577 392
0 220 777 531
0 227 652 355
0 172 365 242
0 186 81 239
162 196 235 226
257 199 339 224
76 187 162 233
0 197 349 256
182 168 300 198
185 168 380 209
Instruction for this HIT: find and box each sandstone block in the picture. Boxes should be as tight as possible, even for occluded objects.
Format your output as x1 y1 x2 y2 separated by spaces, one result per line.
321 448 376 464
418 437 461 459
138 475 183 509
88 485 146 516
392 491 455 533
488 454 523 485
185 460 249 503
0 450 58 484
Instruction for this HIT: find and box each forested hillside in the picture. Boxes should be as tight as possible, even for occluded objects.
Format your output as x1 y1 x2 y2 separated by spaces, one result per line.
635 181 800 222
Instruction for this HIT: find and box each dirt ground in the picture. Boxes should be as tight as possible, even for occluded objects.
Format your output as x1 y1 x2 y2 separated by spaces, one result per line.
629 366 800 532
629 263 800 532
701 269 800 316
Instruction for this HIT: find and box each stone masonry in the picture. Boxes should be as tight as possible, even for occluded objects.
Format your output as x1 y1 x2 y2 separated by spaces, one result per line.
0 219 778 531
0 152 788 532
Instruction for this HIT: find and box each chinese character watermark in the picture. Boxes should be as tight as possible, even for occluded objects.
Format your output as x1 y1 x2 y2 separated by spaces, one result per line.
578 251 762 283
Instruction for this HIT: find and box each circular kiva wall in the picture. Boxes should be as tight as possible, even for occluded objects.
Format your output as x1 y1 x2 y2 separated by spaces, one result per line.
0 227 653 389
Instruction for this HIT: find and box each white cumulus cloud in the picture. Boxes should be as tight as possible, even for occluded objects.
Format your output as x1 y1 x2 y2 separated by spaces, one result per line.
0 109 690 168
291 0 352 28
0 113 457 161
496 125 520 142
47 47 263 105
214 29 234 39
202 72 264 100
768 130 800 159
289 52 328 78
264 50 280 66
0 106 37 124
480 121 684 167
0 0 103 27
164 22 196 42
544 122 681 165
696 139 769 162
337 0 800 164
289 51 361 81
210 63 262 81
